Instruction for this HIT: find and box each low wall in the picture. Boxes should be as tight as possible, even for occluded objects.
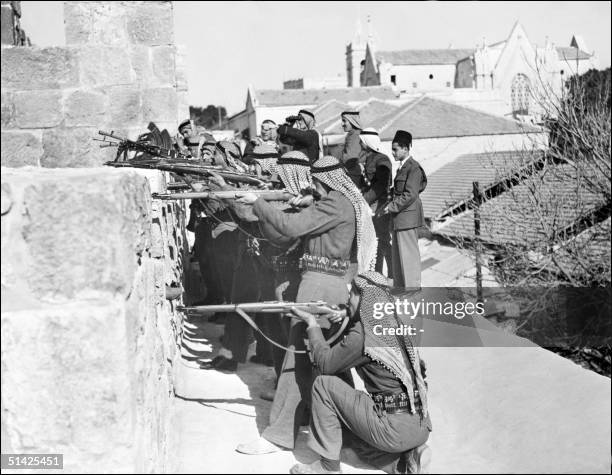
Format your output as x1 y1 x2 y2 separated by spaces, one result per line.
1 166 187 472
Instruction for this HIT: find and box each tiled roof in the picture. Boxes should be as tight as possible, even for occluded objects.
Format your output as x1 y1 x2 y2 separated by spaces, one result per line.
553 218 611 279
372 96 539 141
377 49 475 65
313 100 352 133
434 164 607 246
556 46 592 61
322 98 401 134
421 150 545 219
253 86 398 107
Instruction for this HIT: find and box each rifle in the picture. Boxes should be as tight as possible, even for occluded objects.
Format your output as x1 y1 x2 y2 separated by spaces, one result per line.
152 189 295 201
105 160 269 186
96 130 188 161
178 301 350 352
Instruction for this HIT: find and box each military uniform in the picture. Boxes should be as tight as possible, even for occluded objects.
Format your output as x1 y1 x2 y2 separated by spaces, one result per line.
277 125 321 163
388 156 427 289
307 321 431 472
361 150 393 274
340 128 363 188
252 191 357 449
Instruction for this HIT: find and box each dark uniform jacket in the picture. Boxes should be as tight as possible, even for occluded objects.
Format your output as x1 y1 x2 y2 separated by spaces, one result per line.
277 125 320 163
388 157 427 231
340 129 363 188
361 151 392 213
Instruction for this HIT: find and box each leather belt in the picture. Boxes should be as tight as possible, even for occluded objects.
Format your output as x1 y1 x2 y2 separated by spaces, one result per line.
299 253 350 276
270 255 300 275
371 391 422 414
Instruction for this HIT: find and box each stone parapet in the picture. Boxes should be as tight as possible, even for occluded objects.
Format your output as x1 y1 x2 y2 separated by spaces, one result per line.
1 166 186 472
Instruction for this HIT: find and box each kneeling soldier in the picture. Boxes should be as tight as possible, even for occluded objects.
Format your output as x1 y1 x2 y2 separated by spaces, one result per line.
290 271 432 474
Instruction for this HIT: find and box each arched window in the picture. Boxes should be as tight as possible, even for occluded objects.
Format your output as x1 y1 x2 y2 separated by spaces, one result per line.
511 74 531 116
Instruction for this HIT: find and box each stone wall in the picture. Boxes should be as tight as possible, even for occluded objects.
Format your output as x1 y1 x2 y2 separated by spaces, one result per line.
1 1 30 47
1 1 189 472
1 1 188 169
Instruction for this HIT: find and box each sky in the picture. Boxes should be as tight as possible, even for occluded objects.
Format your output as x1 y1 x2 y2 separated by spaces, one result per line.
20 1 612 115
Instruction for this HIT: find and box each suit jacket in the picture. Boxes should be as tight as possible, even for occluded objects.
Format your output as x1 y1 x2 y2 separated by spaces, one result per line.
388 156 427 230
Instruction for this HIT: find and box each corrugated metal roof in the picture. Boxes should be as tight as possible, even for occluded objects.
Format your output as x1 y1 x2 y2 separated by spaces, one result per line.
253 86 398 107
421 150 545 219
377 49 475 65
372 96 539 140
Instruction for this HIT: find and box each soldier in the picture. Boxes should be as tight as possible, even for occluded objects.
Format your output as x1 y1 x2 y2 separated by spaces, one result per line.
277 110 322 163
359 128 393 275
289 271 432 475
235 155 377 455
338 110 363 187
244 120 279 157
379 130 427 290
255 150 314 393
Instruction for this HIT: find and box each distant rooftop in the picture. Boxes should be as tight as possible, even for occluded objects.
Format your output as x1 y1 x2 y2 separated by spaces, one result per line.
376 49 475 65
251 86 398 107
371 96 539 141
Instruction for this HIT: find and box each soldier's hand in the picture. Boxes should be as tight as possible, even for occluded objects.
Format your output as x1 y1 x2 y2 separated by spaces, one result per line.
289 194 314 208
207 171 227 188
290 307 319 328
235 192 258 204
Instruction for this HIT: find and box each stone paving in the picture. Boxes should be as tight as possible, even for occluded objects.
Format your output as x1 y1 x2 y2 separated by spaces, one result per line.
173 313 611 474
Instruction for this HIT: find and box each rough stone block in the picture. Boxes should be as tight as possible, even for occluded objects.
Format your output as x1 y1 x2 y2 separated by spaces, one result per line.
0 47 79 90
142 87 178 123
151 45 176 86
1 300 135 472
126 2 174 45
64 89 107 127
128 44 151 84
9 168 152 300
64 1 129 46
78 45 133 87
14 90 63 128
1 4 15 45
107 85 141 124
1 90 15 128
1 130 42 167
41 127 115 168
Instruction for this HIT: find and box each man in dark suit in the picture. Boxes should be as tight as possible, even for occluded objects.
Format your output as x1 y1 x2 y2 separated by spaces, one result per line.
380 130 427 290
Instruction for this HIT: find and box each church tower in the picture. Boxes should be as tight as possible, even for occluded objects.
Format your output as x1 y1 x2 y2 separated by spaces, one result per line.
346 18 366 87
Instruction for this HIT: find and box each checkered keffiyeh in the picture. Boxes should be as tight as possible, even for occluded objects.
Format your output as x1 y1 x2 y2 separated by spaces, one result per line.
311 155 377 273
250 142 279 174
276 151 312 195
354 271 429 417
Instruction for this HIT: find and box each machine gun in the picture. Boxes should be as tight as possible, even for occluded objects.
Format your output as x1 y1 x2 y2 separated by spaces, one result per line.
152 189 295 201
178 301 350 351
95 129 188 161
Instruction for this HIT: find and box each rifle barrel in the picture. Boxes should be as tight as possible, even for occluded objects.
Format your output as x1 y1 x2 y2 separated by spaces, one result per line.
178 301 346 318
153 190 294 201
